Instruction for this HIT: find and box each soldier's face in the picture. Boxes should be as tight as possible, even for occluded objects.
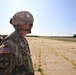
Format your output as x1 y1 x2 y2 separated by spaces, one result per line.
19 24 32 36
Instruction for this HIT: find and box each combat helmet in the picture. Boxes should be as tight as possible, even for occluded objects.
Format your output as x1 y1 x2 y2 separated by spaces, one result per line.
10 11 34 25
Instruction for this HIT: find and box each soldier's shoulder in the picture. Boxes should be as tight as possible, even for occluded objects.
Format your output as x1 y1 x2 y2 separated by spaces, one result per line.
5 32 20 43
0 36 17 54
1 34 17 48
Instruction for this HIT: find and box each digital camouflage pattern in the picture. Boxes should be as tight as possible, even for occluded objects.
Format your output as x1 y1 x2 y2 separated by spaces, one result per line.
0 30 34 75
10 11 34 25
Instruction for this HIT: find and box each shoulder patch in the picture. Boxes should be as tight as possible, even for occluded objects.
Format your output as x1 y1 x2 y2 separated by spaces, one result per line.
0 45 10 69
0 46 10 54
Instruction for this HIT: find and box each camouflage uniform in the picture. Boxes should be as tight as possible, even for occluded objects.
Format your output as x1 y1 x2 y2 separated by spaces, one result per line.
0 30 34 75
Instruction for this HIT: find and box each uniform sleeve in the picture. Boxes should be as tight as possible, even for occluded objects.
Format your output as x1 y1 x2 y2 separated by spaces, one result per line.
0 40 16 75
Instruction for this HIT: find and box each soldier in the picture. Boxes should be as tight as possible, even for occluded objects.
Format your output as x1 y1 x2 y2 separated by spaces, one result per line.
0 11 34 75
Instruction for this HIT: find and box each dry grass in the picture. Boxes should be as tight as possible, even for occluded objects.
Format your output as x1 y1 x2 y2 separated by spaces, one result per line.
26 37 76 75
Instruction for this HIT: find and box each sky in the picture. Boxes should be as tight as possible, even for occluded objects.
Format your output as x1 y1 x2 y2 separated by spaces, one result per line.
0 0 76 36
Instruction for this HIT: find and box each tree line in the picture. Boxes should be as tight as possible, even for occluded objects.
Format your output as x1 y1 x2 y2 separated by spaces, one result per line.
73 34 76 38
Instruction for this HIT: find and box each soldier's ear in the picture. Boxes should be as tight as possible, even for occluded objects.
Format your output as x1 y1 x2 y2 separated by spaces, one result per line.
10 18 12 24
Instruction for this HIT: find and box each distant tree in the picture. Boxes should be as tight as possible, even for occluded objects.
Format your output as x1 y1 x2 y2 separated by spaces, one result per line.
73 34 76 38
0 36 3 43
